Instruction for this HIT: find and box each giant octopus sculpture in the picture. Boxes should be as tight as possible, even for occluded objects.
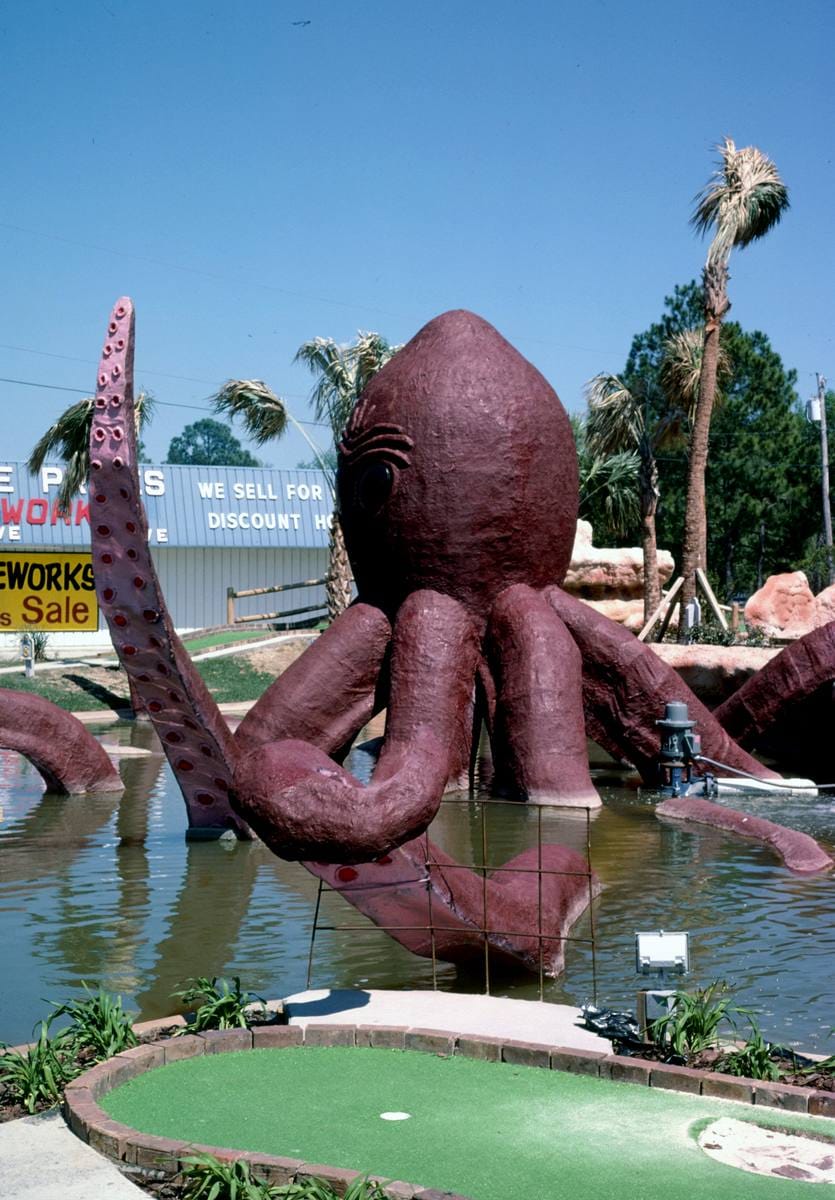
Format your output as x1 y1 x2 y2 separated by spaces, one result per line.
3 299 830 977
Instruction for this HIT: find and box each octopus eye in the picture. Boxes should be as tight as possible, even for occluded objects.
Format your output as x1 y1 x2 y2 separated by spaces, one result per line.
356 461 393 514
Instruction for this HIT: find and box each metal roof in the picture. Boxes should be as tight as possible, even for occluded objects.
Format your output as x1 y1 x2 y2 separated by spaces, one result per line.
0 462 333 550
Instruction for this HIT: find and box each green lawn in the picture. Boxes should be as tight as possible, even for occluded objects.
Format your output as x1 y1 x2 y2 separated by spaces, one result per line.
0 655 275 711
102 1046 835 1200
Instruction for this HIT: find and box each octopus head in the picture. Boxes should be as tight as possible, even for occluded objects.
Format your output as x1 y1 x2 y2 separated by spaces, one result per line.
338 309 579 619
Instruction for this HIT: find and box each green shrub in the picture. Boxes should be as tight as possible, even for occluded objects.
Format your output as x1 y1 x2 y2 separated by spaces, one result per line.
0 1022 78 1112
650 981 746 1056
174 976 267 1032
51 982 138 1061
181 1156 393 1200
721 1019 780 1081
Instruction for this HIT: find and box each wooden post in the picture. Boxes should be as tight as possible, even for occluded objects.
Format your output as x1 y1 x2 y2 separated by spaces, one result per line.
226 586 236 626
731 601 740 634
695 568 729 633
638 577 684 642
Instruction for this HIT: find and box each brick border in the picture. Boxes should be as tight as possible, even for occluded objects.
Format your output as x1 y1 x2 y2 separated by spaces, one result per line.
62 1022 835 1199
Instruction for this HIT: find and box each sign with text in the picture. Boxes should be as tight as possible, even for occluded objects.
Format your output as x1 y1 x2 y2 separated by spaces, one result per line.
0 553 99 630
0 463 332 550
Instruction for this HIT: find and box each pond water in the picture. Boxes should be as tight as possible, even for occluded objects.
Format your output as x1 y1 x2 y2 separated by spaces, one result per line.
1 720 833 1051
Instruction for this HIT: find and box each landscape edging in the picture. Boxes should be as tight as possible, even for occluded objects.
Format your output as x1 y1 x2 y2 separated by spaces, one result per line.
61 1021 835 1199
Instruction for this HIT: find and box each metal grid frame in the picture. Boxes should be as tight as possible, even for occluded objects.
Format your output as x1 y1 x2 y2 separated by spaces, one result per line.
306 795 598 1003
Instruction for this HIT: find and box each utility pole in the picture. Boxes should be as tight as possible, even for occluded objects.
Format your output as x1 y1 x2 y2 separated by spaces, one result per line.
810 373 834 585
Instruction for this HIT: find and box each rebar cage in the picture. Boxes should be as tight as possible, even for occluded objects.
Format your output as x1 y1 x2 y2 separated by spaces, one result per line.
305 795 599 1003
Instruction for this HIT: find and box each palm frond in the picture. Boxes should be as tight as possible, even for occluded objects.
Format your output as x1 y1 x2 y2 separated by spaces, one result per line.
692 137 789 267
661 328 730 424
28 391 154 514
211 379 288 444
584 373 644 457
579 448 641 537
295 332 399 441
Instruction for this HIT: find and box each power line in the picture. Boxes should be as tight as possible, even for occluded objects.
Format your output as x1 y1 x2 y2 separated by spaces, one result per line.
0 220 629 356
0 341 311 399
0 374 330 427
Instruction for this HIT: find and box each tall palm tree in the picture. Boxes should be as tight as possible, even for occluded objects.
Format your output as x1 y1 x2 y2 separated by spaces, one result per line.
660 327 729 574
213 332 399 621
678 138 789 638
28 393 155 515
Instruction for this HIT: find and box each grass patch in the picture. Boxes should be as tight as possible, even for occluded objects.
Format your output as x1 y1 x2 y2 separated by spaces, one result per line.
183 629 277 653
194 656 274 703
0 672 123 711
0 653 275 711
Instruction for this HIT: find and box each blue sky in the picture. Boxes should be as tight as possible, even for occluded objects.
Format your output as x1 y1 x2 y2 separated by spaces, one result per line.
1 0 832 468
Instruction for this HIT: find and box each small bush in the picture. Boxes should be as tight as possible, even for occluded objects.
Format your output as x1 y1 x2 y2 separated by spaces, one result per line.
181 1156 393 1200
51 981 138 1061
0 1021 78 1113
650 981 746 1056
721 1019 780 1081
173 976 267 1032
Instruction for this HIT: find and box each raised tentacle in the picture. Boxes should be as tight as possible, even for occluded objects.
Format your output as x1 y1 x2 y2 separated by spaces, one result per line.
0 690 122 795
235 602 392 758
233 589 481 862
545 586 779 782
486 584 600 806
715 620 835 746
89 298 247 837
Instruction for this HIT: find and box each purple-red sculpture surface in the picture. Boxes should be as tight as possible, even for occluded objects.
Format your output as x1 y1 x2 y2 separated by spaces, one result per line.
86 302 831 892
0 691 123 795
7 296 831 981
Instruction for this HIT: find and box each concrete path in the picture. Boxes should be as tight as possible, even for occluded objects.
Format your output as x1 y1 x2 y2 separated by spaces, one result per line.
0 1111 145 1198
283 987 610 1051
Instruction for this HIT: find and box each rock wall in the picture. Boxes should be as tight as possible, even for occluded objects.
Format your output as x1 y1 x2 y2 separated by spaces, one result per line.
564 520 674 631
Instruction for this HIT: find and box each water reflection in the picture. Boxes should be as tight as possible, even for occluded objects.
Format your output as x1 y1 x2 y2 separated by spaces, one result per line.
1 723 833 1051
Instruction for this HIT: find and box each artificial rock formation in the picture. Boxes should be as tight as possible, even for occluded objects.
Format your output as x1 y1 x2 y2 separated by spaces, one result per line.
744 571 817 640
563 520 674 632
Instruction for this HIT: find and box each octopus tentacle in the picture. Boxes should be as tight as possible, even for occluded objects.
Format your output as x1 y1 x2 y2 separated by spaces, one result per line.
714 620 835 746
310 836 600 975
545 586 778 782
233 589 481 862
89 298 247 838
235 602 392 758
0 690 123 795
656 796 832 874
486 584 600 806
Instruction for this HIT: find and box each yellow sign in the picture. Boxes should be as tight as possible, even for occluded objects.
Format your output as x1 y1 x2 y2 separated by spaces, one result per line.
0 553 99 631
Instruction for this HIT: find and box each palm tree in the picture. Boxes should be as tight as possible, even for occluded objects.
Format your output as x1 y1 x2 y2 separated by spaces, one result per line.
660 327 729 574
28 393 155 515
28 392 155 716
678 138 789 638
213 332 399 621
586 331 730 627
585 372 687 623
573 415 641 543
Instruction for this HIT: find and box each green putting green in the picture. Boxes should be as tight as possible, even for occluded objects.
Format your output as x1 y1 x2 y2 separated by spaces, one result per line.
102 1047 834 1199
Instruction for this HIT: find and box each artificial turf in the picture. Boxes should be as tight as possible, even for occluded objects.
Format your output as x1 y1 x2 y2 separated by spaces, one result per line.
101 1046 835 1199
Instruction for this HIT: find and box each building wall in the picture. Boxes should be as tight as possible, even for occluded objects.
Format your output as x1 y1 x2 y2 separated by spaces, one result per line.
155 545 329 630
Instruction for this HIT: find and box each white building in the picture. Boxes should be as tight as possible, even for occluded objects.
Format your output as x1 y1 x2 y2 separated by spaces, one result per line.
0 461 332 652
